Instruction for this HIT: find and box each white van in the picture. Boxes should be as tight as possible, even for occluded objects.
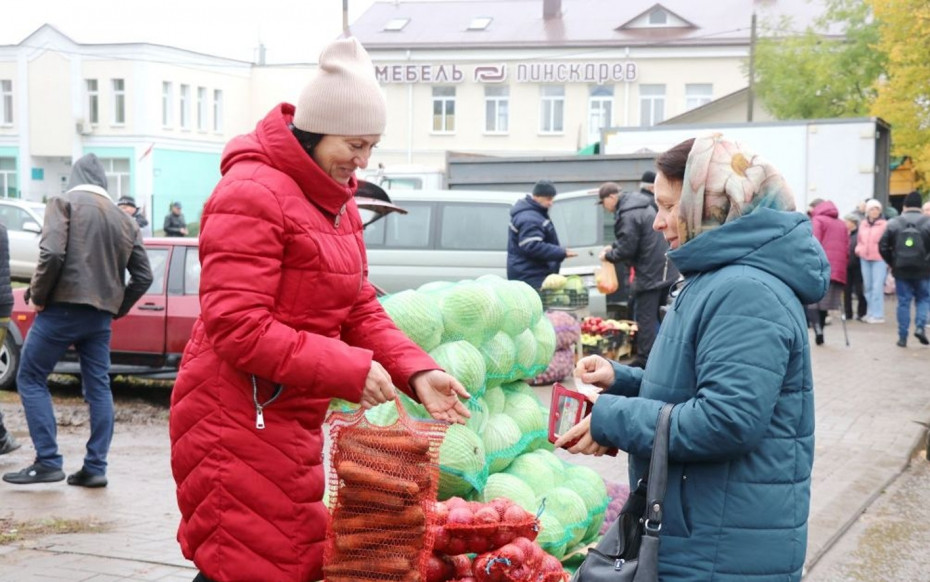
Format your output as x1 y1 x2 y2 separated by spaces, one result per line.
364 188 629 316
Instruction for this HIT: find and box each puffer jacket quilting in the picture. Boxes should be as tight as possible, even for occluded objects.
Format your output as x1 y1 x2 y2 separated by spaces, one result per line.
589 209 829 581
170 103 438 582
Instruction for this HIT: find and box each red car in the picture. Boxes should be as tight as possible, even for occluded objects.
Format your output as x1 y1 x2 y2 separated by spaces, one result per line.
0 190 404 391
0 237 201 390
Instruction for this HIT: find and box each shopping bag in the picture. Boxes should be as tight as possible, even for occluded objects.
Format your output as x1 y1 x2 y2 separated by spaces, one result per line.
595 259 619 294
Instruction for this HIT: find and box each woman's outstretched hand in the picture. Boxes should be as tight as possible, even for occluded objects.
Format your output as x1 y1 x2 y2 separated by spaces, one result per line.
411 370 471 424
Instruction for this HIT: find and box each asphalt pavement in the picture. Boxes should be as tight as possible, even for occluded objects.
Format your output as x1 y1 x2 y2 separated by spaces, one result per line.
0 296 928 581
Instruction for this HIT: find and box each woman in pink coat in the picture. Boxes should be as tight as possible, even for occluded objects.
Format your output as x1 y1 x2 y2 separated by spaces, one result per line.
855 199 888 323
169 38 470 582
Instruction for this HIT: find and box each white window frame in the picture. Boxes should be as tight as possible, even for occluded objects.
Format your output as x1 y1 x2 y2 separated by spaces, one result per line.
648 9 668 25
85 79 98 125
484 85 509 134
431 86 456 134
639 84 666 127
685 83 713 111
197 86 207 131
179 84 190 130
100 157 131 198
0 157 16 197
588 85 613 145
1 80 13 126
111 79 125 125
162 82 173 128
539 85 565 134
213 89 224 133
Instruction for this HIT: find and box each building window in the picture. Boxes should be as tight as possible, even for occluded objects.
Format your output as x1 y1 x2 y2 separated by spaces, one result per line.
484 86 509 133
540 85 565 134
648 9 668 25
111 79 125 125
1 80 13 126
468 17 493 30
685 83 713 110
432 86 456 133
197 87 207 131
213 89 224 132
588 85 613 145
0 157 16 197
100 157 130 198
179 84 190 129
383 18 410 31
85 79 98 125
639 84 665 126
162 82 173 127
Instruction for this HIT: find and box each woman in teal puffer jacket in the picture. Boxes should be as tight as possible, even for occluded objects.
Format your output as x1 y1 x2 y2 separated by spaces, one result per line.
557 135 829 581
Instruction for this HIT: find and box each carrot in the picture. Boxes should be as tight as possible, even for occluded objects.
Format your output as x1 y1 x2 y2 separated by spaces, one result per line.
339 432 430 463
324 555 411 577
338 486 417 511
341 428 431 456
332 505 426 533
333 529 422 553
335 449 432 492
326 572 419 582
337 460 420 496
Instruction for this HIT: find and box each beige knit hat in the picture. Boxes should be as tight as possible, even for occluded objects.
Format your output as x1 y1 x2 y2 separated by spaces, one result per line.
293 37 386 136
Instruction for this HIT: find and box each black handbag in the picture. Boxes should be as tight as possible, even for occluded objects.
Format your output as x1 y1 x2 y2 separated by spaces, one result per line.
571 403 674 582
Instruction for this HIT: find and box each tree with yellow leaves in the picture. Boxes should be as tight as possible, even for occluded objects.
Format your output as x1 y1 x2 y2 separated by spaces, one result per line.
869 0 930 183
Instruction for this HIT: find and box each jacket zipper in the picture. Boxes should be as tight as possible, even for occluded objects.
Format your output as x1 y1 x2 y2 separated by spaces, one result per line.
252 374 283 429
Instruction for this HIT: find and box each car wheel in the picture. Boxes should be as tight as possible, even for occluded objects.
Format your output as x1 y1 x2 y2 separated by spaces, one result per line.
0 333 20 391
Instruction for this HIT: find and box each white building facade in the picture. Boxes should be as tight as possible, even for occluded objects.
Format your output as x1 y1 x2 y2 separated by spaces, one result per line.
0 25 255 226
0 0 826 221
351 0 822 172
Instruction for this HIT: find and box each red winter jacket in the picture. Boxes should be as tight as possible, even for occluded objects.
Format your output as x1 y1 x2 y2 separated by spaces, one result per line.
169 104 438 582
810 201 849 285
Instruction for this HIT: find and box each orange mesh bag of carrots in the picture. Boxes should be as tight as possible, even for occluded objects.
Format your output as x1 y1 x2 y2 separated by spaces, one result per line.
325 397 449 582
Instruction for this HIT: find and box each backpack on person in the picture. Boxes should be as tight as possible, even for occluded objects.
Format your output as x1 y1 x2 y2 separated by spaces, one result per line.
893 217 928 270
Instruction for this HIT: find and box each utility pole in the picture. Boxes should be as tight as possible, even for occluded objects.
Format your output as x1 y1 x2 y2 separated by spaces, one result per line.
747 11 757 122
343 0 350 36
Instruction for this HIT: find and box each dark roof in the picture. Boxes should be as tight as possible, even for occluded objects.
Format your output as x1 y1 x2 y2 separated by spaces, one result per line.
350 0 830 50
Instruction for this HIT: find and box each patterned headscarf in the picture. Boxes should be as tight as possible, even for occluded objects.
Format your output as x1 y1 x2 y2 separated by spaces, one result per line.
679 134 796 245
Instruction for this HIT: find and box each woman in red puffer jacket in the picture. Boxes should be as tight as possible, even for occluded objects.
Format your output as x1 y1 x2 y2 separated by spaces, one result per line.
807 199 849 345
169 38 470 582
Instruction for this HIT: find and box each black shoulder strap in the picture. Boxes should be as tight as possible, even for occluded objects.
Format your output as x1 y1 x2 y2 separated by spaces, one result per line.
643 403 674 535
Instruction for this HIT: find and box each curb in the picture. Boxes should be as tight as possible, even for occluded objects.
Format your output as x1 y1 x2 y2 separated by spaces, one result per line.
803 401 930 575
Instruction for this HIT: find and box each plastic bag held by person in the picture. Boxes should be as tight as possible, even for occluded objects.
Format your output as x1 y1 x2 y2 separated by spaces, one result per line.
594 259 619 294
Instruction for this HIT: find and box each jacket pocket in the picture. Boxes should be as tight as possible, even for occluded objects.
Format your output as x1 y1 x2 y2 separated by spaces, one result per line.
662 465 693 537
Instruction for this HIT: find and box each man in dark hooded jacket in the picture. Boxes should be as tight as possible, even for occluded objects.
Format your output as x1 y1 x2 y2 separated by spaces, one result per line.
2 153 152 489
598 182 679 367
507 180 576 289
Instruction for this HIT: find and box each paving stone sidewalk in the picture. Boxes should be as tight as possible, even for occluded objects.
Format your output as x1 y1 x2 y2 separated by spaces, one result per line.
0 298 927 581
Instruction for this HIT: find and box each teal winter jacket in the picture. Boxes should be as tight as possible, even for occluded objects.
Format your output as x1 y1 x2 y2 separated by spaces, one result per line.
590 208 829 581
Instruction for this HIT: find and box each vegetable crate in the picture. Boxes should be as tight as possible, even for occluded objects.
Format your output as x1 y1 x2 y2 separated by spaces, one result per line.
539 289 589 311
581 329 631 360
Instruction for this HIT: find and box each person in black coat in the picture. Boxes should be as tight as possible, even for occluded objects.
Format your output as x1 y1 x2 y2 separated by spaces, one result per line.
506 180 576 289
0 224 18 456
843 214 867 321
163 201 188 237
598 182 679 368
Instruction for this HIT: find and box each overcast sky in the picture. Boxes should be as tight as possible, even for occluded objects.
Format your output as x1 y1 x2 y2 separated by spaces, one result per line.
2 0 386 63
